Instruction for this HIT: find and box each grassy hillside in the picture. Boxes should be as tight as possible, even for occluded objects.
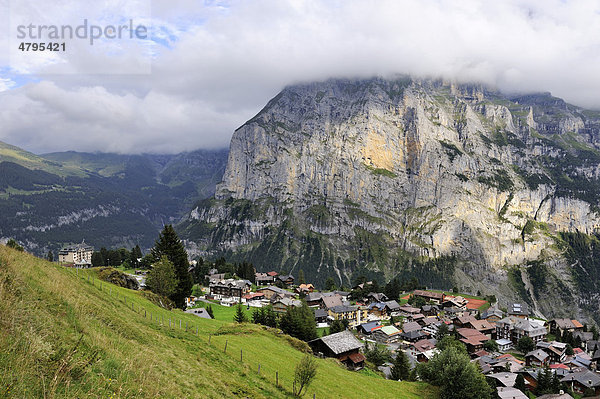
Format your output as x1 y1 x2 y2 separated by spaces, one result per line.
0 246 438 399
0 141 86 177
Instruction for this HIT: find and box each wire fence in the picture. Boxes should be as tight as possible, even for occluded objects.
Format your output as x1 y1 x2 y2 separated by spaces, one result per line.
72 267 319 398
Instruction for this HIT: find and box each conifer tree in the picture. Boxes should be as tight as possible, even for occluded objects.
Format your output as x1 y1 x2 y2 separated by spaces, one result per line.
390 350 411 381
151 225 193 309
234 304 247 323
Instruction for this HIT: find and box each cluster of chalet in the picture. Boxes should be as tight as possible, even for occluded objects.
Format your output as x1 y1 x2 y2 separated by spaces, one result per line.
202 271 600 395
346 289 600 397
58 241 94 267
354 289 600 398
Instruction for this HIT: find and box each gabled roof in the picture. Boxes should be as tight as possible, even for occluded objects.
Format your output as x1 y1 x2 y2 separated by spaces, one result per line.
398 305 421 314
560 370 600 388
273 297 301 307
469 319 494 331
367 292 388 302
401 330 427 340
358 321 381 333
526 349 549 362
412 338 436 353
257 286 291 295
266 271 279 276
322 295 344 309
536 393 574 399
277 274 294 281
59 241 94 253
314 308 329 318
330 305 357 314
552 318 577 330
488 372 518 387
348 352 366 364
305 292 324 302
402 322 422 333
457 315 477 325
312 330 363 355
384 300 400 310
367 302 387 311
482 303 504 319
497 387 528 399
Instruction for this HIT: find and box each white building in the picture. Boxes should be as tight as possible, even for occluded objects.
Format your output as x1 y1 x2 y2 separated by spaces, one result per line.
58 241 93 267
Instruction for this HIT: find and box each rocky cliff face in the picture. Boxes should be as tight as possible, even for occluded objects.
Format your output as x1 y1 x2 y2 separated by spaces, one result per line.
180 77 600 323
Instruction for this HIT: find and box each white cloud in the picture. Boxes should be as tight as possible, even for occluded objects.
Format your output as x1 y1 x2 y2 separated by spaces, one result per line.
1 0 600 154
0 78 15 92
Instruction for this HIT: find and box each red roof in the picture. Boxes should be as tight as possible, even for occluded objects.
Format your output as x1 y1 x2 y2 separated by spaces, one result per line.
571 319 584 328
497 354 525 364
243 293 264 300
348 352 366 364
472 350 489 358
267 271 278 276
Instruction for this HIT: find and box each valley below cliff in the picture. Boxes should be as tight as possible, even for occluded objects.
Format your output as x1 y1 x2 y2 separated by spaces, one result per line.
180 77 600 324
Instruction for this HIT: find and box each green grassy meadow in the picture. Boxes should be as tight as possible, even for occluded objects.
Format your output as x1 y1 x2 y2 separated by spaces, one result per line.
0 246 438 399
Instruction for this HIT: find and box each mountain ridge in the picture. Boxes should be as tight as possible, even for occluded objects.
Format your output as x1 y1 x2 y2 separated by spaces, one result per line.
0 142 228 254
179 76 600 323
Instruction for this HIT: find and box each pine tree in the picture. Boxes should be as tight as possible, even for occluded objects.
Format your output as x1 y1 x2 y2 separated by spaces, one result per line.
151 225 193 309
390 350 411 380
514 374 527 393
550 371 562 394
298 269 305 285
535 367 552 395
91 252 104 267
329 319 345 334
130 245 143 267
233 304 247 323
436 322 450 341
46 251 54 262
325 277 336 291
591 325 600 341
206 305 214 319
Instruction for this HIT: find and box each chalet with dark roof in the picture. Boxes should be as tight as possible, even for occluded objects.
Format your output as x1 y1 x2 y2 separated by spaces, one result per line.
308 330 365 369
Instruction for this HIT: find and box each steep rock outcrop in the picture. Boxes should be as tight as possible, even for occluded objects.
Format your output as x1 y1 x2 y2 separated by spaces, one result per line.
180 77 600 323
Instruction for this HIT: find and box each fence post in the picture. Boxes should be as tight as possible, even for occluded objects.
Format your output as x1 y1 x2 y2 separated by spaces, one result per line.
169 318 171 328
258 364 260 375
144 310 146 318
224 340 228 353
186 322 188 332
208 334 211 344
179 320 181 329
240 348 243 362
276 371 278 387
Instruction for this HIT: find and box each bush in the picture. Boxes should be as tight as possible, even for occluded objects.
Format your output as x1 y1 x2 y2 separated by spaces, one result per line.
418 345 492 399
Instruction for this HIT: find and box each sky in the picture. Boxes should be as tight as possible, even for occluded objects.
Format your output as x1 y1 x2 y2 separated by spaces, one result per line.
0 0 599 155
